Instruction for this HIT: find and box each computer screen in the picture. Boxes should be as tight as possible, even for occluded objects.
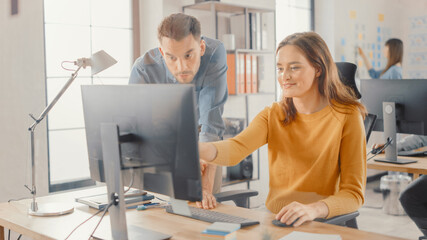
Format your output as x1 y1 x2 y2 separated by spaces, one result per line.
360 79 427 163
360 79 427 135
81 84 202 202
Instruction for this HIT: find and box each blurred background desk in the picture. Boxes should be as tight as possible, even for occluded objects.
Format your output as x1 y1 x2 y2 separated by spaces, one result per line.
368 154 427 179
0 187 410 240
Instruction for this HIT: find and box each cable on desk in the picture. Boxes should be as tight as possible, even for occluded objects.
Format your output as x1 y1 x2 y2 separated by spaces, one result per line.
367 137 393 161
123 168 135 194
64 208 104 240
155 196 168 202
88 201 114 240
7 197 29 203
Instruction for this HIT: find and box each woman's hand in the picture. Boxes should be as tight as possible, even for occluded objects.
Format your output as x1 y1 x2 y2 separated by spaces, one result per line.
196 190 217 209
357 47 372 69
358 47 364 56
275 201 329 227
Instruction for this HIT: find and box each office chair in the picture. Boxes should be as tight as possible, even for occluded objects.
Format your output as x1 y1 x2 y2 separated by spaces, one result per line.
214 189 258 208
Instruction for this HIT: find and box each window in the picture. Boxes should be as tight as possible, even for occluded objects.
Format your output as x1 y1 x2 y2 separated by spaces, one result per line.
44 0 134 191
275 0 314 100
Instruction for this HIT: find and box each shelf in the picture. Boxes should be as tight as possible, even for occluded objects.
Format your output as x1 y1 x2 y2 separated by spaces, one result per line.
183 1 274 14
184 1 275 193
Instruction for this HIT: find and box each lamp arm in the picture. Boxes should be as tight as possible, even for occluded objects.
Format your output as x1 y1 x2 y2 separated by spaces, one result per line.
26 65 82 212
28 65 82 131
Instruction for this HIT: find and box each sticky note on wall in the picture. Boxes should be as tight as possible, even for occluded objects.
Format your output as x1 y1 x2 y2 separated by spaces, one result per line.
378 14 384 22
350 10 356 19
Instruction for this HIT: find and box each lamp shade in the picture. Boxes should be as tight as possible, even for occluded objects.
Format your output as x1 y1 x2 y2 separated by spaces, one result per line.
90 50 118 75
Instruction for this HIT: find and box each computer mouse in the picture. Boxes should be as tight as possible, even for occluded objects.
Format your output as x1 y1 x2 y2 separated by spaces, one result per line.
272 219 293 227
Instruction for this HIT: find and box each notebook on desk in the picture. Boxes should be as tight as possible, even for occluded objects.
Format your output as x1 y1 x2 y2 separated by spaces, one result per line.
75 189 154 210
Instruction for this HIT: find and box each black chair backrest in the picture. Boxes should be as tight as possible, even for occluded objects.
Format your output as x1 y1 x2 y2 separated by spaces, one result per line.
335 62 362 99
364 113 377 142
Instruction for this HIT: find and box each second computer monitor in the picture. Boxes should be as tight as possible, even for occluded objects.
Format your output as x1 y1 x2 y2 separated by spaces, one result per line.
81 84 202 202
360 79 427 164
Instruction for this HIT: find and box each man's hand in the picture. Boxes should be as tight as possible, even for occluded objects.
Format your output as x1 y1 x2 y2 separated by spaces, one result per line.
275 201 328 227
196 190 217 209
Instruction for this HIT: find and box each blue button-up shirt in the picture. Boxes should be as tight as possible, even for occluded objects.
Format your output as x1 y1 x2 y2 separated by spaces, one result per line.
129 36 228 142
368 65 402 79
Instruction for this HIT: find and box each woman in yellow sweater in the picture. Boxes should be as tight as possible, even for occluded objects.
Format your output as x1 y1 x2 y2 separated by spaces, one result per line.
198 32 367 227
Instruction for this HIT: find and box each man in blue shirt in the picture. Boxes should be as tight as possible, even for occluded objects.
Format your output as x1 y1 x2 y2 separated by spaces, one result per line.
129 13 227 209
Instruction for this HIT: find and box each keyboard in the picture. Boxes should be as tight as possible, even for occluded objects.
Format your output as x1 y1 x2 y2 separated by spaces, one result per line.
165 205 259 227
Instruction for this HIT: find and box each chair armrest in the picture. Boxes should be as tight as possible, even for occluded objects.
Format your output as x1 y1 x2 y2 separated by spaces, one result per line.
214 190 258 208
314 211 359 227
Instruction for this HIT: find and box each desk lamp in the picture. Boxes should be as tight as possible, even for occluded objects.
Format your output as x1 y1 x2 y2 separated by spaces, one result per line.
26 50 117 216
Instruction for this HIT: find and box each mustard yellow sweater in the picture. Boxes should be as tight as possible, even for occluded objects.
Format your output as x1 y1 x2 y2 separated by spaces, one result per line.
212 102 366 218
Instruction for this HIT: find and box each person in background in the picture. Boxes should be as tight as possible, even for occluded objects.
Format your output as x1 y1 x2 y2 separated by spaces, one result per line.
358 38 403 79
129 13 227 209
199 32 367 227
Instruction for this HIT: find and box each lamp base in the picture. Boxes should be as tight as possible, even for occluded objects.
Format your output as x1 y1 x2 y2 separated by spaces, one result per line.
28 202 74 216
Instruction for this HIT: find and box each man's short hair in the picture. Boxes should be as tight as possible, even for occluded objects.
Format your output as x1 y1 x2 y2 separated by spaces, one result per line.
157 13 201 42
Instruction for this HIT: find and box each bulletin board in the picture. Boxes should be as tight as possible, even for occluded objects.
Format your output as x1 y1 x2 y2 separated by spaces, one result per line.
332 0 427 79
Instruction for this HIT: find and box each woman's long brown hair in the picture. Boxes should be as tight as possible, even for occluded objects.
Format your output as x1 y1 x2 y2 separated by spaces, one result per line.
381 38 403 76
277 32 367 125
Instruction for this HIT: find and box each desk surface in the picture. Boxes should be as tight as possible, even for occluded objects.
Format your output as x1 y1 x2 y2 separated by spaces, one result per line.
367 154 427 179
0 187 408 240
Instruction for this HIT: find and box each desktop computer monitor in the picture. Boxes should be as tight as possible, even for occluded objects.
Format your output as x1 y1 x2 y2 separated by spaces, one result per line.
81 84 202 202
360 79 427 164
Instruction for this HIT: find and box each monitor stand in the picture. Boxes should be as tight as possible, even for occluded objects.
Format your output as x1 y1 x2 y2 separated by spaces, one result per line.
98 123 171 240
374 102 417 165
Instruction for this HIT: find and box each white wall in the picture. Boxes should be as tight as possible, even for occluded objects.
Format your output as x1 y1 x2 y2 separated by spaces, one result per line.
314 0 335 57
138 0 193 57
315 0 427 78
0 0 49 202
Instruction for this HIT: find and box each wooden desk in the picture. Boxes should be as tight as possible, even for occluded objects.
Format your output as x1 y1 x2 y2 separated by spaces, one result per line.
368 154 427 179
0 187 408 240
